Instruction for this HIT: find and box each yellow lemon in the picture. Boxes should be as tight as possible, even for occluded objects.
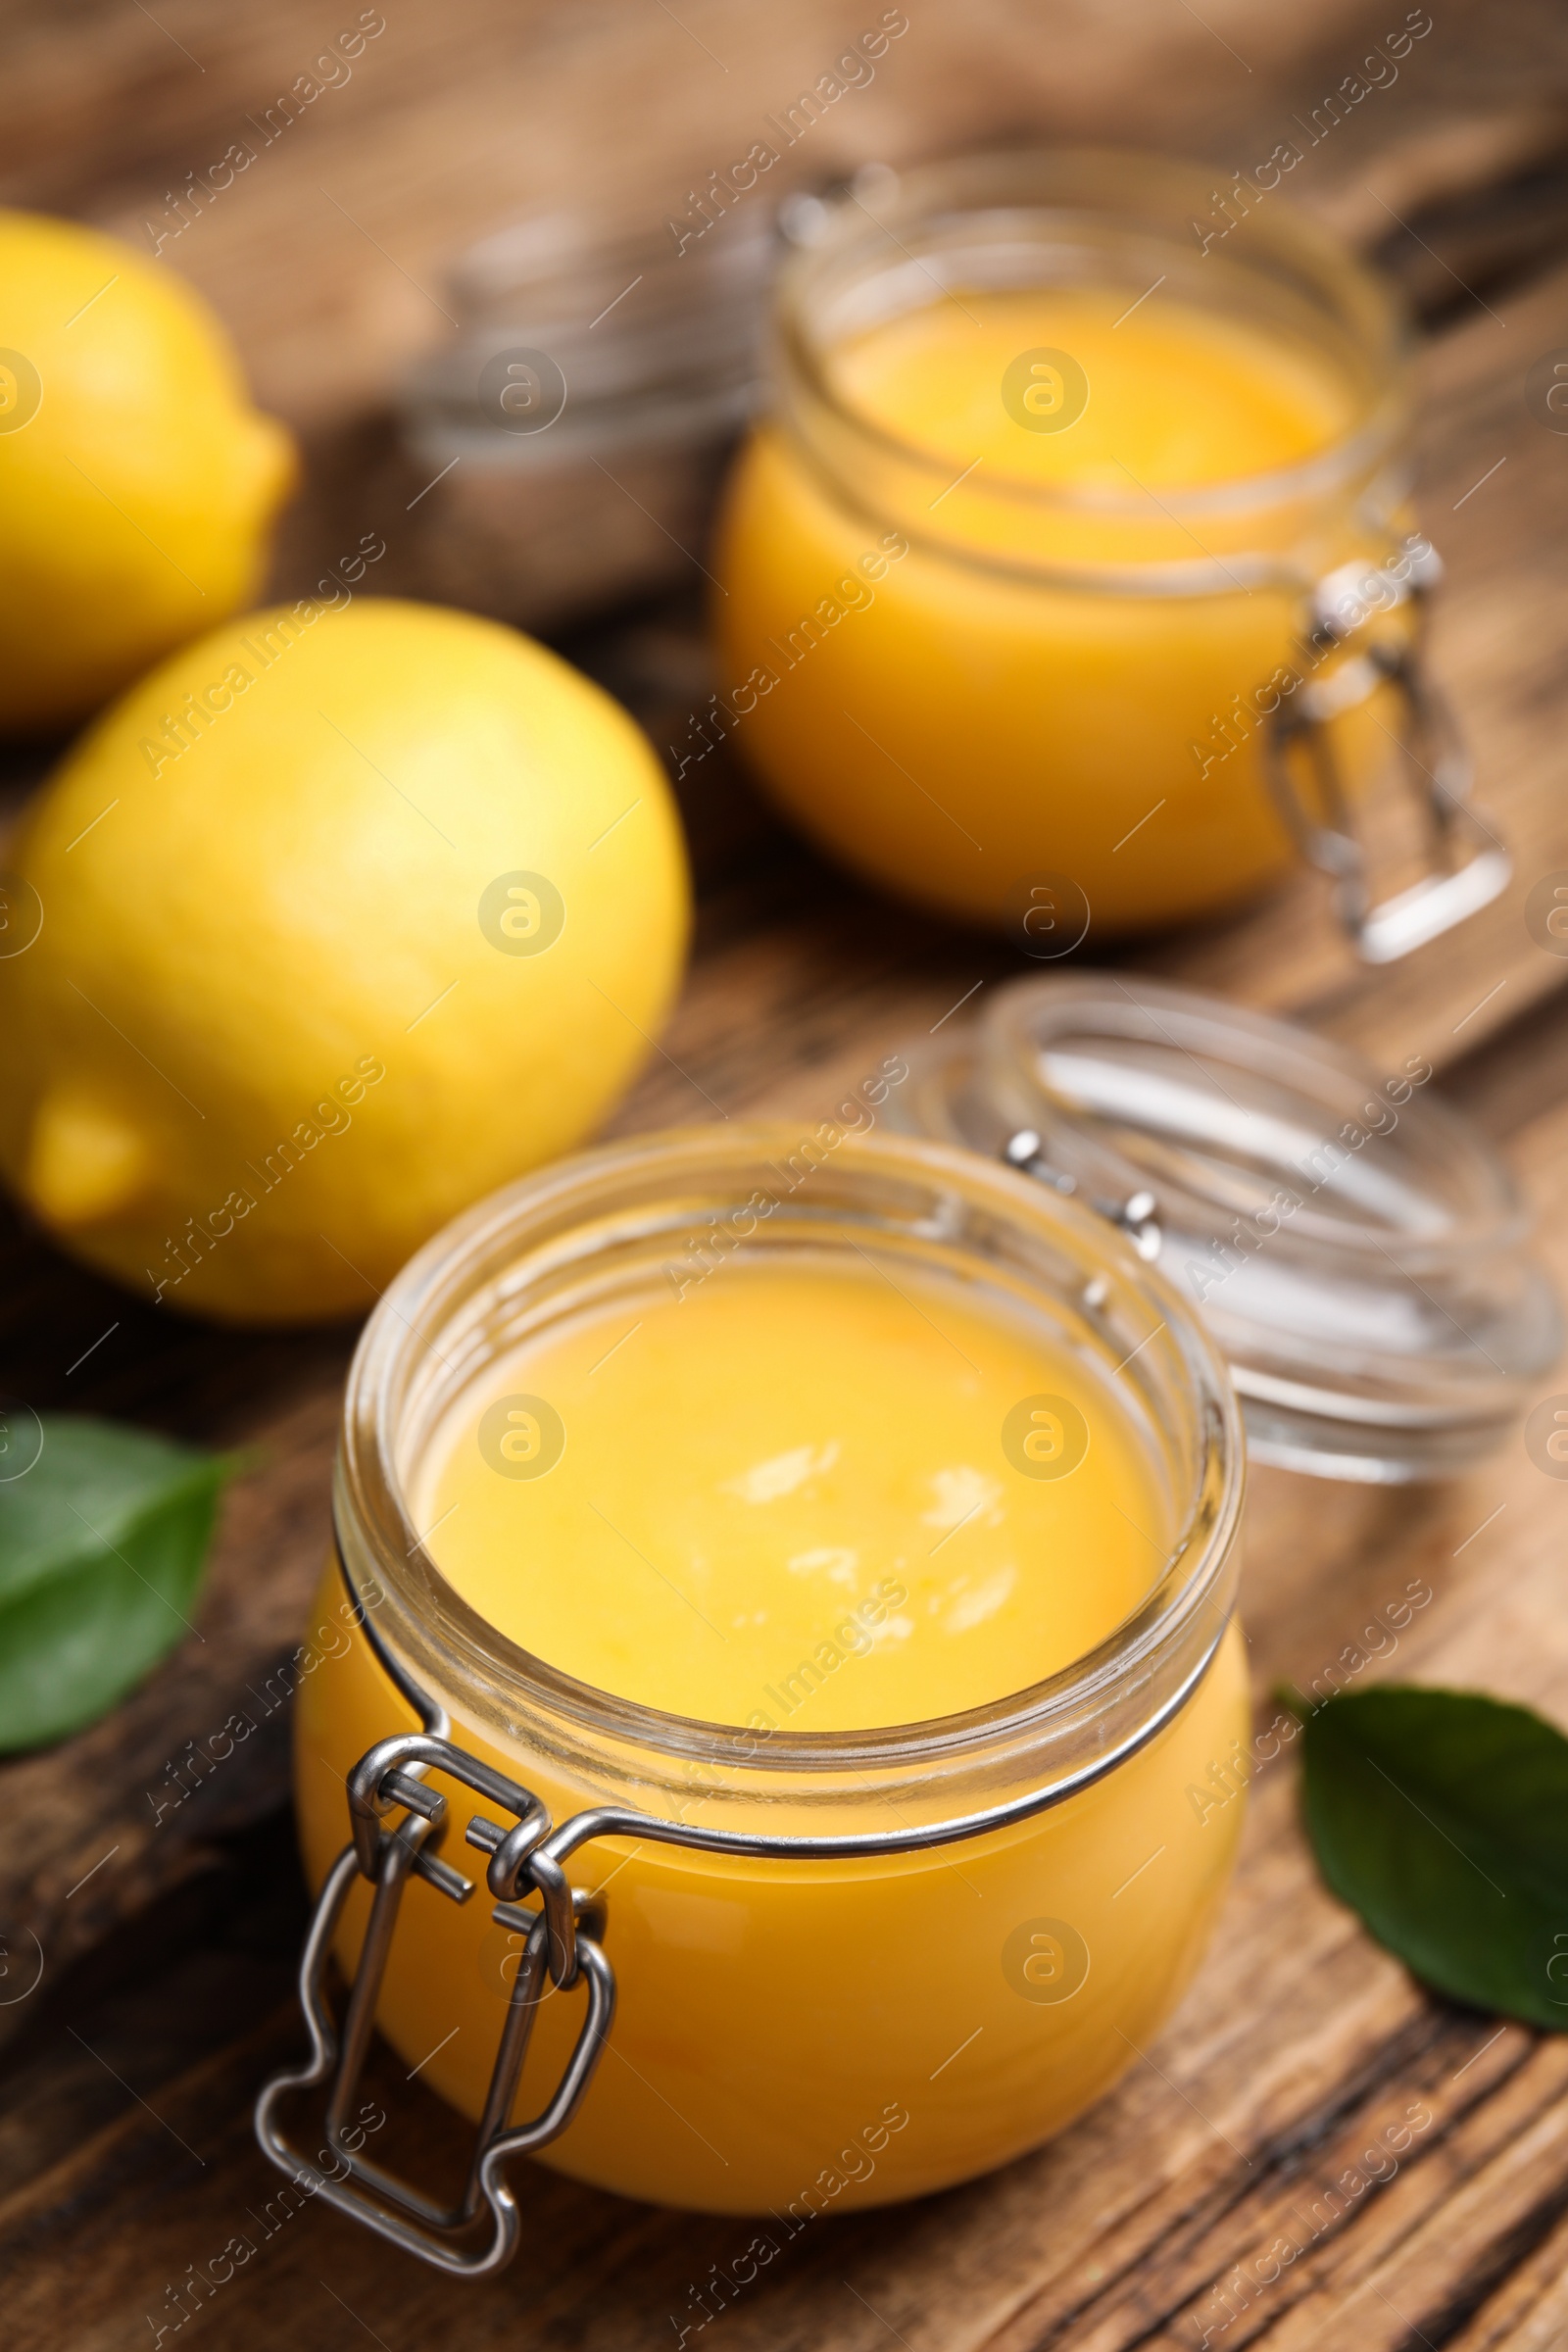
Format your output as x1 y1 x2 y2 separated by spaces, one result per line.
0 210 295 735
0 598 691 1323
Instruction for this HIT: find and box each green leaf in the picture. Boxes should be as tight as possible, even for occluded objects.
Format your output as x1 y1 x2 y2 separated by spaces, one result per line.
0 1415 235 1753
1300 1685 1568 2031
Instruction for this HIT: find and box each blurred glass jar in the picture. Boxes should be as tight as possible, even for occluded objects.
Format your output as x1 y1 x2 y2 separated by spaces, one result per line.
712 149 1506 962
398 207 775 631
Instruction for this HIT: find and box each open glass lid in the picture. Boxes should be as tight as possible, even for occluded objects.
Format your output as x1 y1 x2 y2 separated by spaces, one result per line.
889 972 1561 1482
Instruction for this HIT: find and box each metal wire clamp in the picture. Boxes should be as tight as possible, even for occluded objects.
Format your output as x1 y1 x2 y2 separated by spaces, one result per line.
253 1726 615 2279
1264 544 1508 963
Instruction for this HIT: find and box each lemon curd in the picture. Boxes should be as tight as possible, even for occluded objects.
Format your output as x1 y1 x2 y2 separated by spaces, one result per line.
713 157 1408 937
296 1134 1249 2216
829 288 1349 499
412 1259 1163 1733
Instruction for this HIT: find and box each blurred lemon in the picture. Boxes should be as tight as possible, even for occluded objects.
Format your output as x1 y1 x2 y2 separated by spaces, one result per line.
0 210 295 735
0 598 691 1322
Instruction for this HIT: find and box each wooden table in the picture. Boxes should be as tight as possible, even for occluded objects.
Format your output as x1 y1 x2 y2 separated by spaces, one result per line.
7 3 1568 2343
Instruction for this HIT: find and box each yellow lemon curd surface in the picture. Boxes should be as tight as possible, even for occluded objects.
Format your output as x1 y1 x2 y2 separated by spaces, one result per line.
715 284 1395 934
296 1252 1248 2213
833 290 1345 494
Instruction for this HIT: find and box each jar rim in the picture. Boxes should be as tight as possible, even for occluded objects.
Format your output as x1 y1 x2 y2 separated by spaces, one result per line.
770 144 1408 540
335 1125 1245 1808
887 975 1563 1483
979 972 1528 1260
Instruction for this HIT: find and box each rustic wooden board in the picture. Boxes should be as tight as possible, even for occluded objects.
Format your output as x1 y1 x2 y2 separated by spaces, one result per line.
8 2 1568 2342
4 0 1565 428
5 0 1568 631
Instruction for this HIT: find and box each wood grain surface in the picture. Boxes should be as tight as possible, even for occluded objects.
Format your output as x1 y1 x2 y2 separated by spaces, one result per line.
6 1 1568 2343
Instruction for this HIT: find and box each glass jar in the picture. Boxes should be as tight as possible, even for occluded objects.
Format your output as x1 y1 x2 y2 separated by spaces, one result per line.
711 148 1505 960
260 1128 1246 2271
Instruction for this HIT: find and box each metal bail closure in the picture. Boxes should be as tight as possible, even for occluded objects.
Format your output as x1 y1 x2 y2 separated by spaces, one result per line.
1004 1127 1161 1261
1263 542 1509 963
254 1730 614 2279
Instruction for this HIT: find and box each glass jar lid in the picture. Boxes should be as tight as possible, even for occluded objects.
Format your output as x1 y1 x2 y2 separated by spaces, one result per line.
889 973 1561 1482
400 205 776 469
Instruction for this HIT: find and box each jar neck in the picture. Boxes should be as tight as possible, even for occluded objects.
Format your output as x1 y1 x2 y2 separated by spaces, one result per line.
334 1127 1245 1837
767 146 1410 595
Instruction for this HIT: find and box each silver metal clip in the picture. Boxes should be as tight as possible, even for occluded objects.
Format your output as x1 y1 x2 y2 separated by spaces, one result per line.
1004 1130 1161 1260
1263 544 1508 963
255 1735 614 2279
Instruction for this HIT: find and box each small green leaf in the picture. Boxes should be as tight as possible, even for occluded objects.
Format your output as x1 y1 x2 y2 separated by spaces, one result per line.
1300 1685 1568 2031
0 1416 235 1752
